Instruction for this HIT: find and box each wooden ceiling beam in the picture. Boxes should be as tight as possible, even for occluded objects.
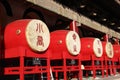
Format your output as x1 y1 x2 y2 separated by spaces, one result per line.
27 0 120 38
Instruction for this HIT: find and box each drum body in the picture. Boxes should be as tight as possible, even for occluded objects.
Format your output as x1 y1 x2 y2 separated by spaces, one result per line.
80 38 103 57
102 41 114 58
49 30 81 58
4 19 50 52
113 45 120 58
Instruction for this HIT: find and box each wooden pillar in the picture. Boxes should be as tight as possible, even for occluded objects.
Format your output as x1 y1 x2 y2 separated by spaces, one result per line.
92 55 95 78
20 56 24 80
101 59 104 78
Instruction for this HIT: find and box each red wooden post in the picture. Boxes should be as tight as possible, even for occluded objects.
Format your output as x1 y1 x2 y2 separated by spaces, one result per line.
92 55 96 78
46 51 51 80
114 38 119 45
69 21 79 34
20 56 24 80
79 58 82 80
62 51 67 80
103 34 109 42
101 59 104 78
55 71 58 80
47 58 50 80
105 57 108 77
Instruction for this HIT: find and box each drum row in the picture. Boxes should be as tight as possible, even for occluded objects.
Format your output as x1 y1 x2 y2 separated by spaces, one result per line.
4 19 117 59
3 19 120 80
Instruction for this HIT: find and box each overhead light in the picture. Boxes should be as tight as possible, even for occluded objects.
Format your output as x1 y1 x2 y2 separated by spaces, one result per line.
92 12 97 16
102 18 107 21
115 0 120 5
110 22 115 25
80 5 86 8
117 27 120 29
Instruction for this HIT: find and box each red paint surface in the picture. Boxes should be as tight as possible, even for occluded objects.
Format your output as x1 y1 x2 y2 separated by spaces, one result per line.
4 19 30 49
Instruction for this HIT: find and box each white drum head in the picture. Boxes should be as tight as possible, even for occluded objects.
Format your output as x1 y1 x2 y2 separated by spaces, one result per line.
105 42 114 58
66 31 81 55
93 38 103 57
26 19 50 52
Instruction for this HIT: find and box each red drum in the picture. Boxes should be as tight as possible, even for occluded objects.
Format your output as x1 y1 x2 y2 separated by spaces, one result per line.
102 41 114 58
49 30 81 56
80 38 103 57
4 19 50 52
113 45 120 58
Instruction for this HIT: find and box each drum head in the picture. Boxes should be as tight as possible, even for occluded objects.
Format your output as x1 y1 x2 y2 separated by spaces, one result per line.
66 31 81 55
93 38 103 57
26 19 50 52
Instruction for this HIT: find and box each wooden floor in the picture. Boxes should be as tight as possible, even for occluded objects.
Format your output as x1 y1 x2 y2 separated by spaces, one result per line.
82 74 120 80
